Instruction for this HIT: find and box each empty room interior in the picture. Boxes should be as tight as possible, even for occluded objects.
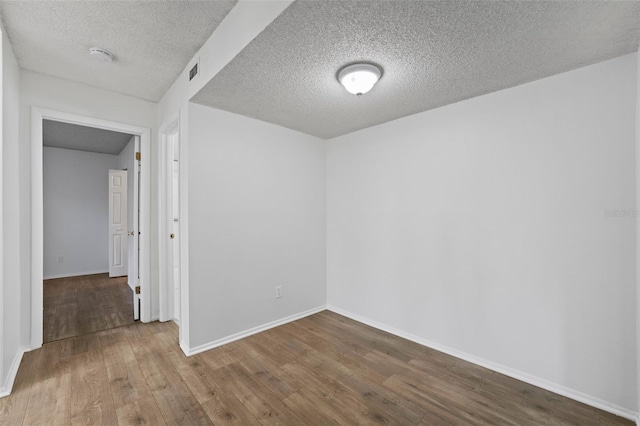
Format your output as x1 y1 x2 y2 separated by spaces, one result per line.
42 120 138 343
0 0 639 425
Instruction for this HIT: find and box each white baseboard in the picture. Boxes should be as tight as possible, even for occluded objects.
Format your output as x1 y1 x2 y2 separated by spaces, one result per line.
180 340 190 357
0 345 30 398
43 270 109 280
183 305 327 357
326 305 638 422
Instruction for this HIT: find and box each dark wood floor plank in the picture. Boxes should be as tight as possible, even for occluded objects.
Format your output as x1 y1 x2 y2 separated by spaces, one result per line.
44 273 134 343
122 324 212 425
200 389 260 425
210 362 305 425
115 395 167 426
69 351 117 425
0 311 633 426
160 342 223 405
101 335 151 410
237 354 300 400
0 351 42 426
279 322 390 384
197 346 242 371
306 358 427 425
291 386 357 424
281 360 391 425
22 374 70 426
385 372 526 426
152 384 213 426
38 337 76 381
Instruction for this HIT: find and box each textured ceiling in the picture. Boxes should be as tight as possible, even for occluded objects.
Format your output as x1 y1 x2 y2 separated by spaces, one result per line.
43 120 133 156
0 0 238 102
193 0 640 139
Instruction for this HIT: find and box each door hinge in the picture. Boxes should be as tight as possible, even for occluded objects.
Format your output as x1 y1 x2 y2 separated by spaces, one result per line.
135 286 141 295
135 152 141 161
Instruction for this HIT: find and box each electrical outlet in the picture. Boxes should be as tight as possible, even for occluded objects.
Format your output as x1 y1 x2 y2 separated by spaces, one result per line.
275 286 283 299
57 256 64 263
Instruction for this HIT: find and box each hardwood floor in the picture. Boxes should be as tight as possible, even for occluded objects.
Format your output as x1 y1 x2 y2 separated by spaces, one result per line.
43 273 135 343
0 310 632 425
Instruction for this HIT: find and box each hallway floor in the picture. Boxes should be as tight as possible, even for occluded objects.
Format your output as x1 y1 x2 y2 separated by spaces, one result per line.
43 273 135 343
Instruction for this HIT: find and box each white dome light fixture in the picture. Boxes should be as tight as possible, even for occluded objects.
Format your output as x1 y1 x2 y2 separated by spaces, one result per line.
89 47 114 63
338 63 382 96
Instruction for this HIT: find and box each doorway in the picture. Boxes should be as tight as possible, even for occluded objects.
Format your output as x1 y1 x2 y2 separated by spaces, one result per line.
31 107 151 349
41 121 139 343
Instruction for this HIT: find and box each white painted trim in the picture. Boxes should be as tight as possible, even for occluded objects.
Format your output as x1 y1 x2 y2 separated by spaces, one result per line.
30 110 43 350
180 340 190 356
43 270 109 280
157 126 168 322
177 106 190 352
131 136 140 318
0 25 4 393
635 47 640 426
326 305 638 422
138 130 151 324
31 107 153 350
183 305 326 357
158 113 180 324
0 25 4 391
0 345 29 398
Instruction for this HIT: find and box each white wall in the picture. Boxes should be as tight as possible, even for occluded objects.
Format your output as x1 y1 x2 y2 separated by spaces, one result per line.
327 54 637 413
117 136 136 289
156 0 294 350
2 27 20 393
187 103 326 349
19 71 157 343
43 147 119 279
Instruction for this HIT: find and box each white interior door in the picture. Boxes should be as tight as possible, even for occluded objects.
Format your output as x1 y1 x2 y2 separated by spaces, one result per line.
109 169 128 277
168 132 181 323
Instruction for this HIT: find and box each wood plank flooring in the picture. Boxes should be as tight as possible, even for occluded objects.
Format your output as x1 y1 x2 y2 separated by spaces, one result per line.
1 310 632 425
43 273 135 343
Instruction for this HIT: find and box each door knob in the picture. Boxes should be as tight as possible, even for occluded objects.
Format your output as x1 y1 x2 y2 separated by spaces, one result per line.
170 233 175 239
128 231 135 236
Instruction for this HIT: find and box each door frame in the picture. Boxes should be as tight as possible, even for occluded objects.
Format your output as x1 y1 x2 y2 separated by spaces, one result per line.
158 116 178 323
30 107 152 349
158 110 189 351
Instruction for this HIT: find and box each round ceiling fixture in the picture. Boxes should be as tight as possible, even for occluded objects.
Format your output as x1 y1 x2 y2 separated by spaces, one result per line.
337 63 382 96
89 47 114 63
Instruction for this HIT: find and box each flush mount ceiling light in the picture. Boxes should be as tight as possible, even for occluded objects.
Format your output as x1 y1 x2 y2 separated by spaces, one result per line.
89 47 114 63
337 63 382 96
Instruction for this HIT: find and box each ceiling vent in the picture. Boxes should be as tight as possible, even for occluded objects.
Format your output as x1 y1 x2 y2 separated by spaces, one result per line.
189 58 200 82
